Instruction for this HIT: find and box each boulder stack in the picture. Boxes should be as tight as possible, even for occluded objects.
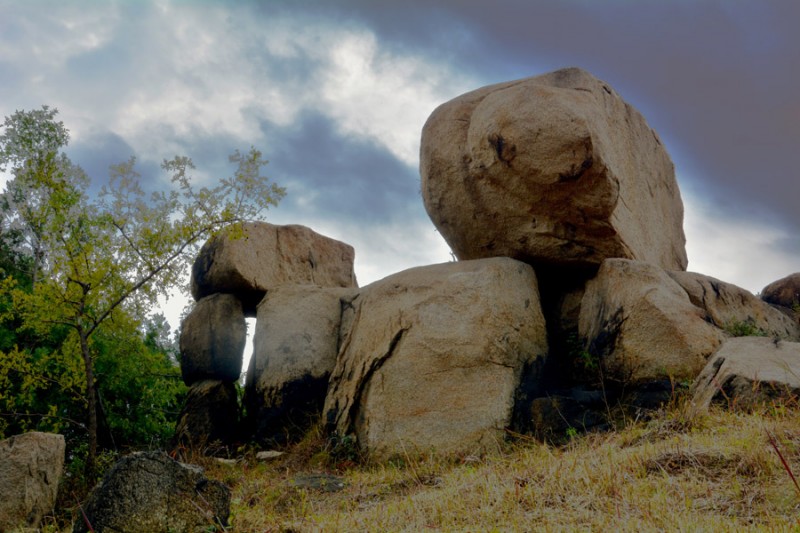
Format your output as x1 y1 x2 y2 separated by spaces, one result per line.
177 222 357 448
175 66 793 455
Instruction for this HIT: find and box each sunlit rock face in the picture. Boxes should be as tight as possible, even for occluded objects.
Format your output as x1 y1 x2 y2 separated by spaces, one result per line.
323 258 549 458
420 67 687 272
0 432 65 532
579 259 725 388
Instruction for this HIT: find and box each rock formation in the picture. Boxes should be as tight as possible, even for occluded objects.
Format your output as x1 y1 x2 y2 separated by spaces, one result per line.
669 271 800 340
172 66 792 455
179 293 247 385
420 67 687 271
178 222 358 448
0 432 65 531
577 261 800 404
579 259 726 388
323 258 548 457
74 451 230 533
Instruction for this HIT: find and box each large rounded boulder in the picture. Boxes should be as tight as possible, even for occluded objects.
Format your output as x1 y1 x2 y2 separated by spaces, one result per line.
420 67 687 271
761 273 800 309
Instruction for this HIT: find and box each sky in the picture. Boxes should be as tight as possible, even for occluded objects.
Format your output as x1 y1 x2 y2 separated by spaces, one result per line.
1 0 799 339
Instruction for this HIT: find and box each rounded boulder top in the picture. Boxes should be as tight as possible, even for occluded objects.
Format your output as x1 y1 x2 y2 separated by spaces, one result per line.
420 67 688 272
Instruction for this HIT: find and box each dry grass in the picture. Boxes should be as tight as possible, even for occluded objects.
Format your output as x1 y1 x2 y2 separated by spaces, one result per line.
192 402 800 532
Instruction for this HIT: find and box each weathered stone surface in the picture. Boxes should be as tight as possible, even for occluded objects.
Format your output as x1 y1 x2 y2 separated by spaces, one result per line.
579 259 725 386
73 451 230 533
0 432 64 531
420 67 687 271
324 257 548 457
668 271 800 340
761 272 800 309
174 380 239 448
191 222 357 312
244 285 358 443
179 293 246 385
691 337 800 412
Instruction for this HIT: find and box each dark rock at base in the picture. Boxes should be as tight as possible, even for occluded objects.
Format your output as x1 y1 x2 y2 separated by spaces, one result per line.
530 391 607 442
290 473 346 492
174 380 240 449
73 451 230 533
247 373 330 445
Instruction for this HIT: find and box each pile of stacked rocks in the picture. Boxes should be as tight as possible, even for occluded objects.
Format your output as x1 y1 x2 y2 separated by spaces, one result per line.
177 67 800 456
175 222 357 447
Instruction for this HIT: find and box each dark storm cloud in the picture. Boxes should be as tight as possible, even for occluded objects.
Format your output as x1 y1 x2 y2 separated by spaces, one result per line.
262 112 420 221
283 0 800 232
67 131 140 190
2 0 797 292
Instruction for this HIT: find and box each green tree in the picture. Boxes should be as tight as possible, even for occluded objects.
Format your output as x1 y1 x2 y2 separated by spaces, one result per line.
0 106 285 479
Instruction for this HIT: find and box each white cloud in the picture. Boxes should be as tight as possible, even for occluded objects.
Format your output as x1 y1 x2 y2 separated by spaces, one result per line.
0 3 119 67
683 193 797 294
265 207 453 287
2 3 475 178
319 32 463 166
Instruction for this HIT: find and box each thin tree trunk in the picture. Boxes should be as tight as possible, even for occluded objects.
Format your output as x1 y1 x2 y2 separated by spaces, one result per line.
79 329 97 482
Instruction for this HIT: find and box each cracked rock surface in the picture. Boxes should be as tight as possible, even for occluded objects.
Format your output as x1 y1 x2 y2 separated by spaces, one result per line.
323 257 548 458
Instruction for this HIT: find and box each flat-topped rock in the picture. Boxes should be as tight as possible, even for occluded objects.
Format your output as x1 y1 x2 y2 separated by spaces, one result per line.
420 67 687 271
191 222 357 313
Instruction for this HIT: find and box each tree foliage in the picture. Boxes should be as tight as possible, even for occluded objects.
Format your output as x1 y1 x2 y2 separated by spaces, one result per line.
0 106 285 479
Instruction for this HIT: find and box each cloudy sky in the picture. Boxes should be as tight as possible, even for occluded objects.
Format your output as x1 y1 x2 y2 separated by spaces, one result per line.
1 0 799 334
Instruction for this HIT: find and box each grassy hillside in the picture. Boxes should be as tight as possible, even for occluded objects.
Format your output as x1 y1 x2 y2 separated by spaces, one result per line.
191 401 800 531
